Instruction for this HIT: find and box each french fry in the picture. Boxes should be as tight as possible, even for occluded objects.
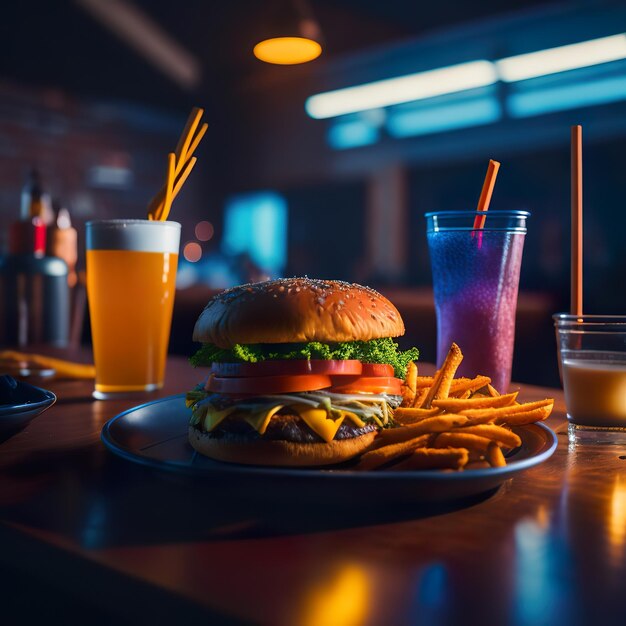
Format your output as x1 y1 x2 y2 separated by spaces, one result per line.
454 424 521 448
400 384 409 405
412 388 429 409
407 361 418 390
393 407 442 425
400 361 418 407
449 376 492 396
465 460 491 470
487 384 501 397
434 432 493 453
494 404 554 425
378 414 469 444
486 442 506 467
422 343 464 408
460 398 554 424
468 451 487 463
387 447 469 471
355 434 431 470
432 392 518 412
415 376 435 388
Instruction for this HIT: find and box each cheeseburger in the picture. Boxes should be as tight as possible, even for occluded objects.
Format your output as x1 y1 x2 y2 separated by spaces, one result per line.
186 277 419 467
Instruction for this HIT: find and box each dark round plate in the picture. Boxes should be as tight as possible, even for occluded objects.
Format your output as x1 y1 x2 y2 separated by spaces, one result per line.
101 394 558 503
0 376 56 437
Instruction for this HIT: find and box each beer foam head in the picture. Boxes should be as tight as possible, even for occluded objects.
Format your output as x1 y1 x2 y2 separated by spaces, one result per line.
86 220 180 253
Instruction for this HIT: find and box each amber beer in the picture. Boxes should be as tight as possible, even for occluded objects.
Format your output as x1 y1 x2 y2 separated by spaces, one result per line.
86 220 180 399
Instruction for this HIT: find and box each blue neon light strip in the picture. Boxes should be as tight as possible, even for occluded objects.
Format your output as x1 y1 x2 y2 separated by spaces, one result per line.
507 75 626 117
327 120 379 149
387 97 501 138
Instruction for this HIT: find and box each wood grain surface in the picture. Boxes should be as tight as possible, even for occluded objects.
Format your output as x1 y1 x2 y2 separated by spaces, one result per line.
1 357 626 626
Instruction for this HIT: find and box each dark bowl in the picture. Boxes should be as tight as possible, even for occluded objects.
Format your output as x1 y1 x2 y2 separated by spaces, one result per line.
0 375 56 439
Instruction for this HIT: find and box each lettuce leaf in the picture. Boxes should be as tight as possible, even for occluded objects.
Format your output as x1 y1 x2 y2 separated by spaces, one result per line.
190 338 419 379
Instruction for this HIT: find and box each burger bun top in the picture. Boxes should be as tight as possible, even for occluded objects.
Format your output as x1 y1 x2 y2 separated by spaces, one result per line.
193 277 404 348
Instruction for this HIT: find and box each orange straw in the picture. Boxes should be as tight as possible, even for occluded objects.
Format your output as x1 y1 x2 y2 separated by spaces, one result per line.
160 152 176 221
178 122 207 175
146 107 206 220
160 157 197 222
571 125 583 316
473 159 500 230
175 107 204 168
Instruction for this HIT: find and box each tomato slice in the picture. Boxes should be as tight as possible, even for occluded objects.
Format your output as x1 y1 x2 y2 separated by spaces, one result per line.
206 374 332 395
330 376 403 395
209 359 362 378
360 363 394 377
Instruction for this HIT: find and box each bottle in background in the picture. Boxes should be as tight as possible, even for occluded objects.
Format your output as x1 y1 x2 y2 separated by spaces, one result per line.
48 202 78 288
0 217 70 347
20 169 54 225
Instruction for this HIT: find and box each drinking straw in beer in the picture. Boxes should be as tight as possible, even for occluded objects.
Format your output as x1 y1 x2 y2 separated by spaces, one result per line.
473 159 501 230
571 125 583 316
147 107 208 221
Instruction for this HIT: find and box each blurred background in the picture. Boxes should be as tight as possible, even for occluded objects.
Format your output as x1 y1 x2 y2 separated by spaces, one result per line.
1 0 625 386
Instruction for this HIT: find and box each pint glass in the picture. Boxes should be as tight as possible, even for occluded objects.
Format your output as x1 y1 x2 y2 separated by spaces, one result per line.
86 219 180 399
426 210 529 392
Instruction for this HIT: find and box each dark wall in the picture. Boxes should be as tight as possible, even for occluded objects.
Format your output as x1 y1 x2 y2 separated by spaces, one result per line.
283 180 366 281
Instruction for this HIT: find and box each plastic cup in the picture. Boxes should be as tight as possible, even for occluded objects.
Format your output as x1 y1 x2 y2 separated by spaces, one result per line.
425 210 529 393
86 220 180 400
554 314 626 445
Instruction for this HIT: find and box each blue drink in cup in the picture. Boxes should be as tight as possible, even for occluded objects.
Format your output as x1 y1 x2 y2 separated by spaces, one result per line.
426 210 529 392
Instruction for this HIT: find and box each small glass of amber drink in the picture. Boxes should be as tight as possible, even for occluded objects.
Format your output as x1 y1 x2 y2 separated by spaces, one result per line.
554 314 626 444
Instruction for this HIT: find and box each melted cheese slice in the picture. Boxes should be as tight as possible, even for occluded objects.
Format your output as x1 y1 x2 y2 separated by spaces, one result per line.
203 405 238 432
291 404 365 443
244 405 285 435
201 402 367 443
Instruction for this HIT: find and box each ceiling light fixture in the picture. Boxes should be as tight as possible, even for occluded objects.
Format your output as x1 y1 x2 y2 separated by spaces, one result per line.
305 61 498 119
254 0 322 65
75 0 201 89
496 33 626 82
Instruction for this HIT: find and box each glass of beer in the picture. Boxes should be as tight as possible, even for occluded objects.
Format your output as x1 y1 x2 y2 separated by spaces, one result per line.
86 219 180 399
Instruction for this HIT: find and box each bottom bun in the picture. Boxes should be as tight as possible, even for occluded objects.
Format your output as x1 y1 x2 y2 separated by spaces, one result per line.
188 427 377 467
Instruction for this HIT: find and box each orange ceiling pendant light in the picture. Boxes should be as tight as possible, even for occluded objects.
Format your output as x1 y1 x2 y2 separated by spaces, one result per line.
253 0 323 65
254 37 321 65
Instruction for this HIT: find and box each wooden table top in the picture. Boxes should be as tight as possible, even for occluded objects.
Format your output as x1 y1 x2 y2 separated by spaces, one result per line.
1 356 626 626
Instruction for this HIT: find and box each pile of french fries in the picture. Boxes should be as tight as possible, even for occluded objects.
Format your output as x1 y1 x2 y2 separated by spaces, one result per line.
355 343 554 472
